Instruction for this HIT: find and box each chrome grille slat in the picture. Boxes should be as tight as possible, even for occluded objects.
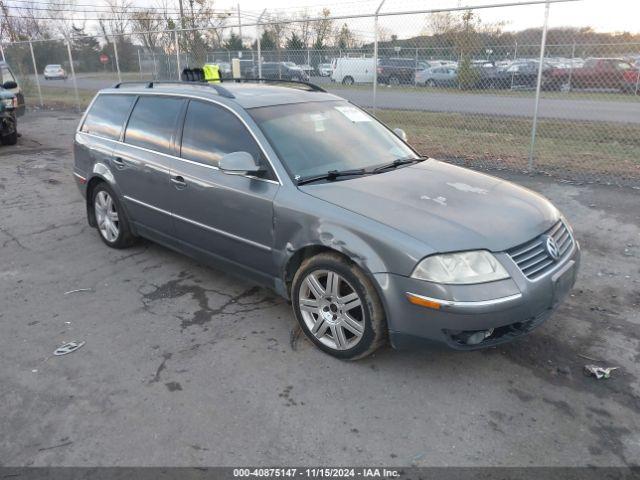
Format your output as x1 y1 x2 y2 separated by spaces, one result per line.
524 259 555 277
549 221 564 237
519 252 550 271
506 220 574 280
510 240 543 259
515 247 546 264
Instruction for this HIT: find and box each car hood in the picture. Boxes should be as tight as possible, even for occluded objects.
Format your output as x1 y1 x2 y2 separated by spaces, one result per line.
300 160 559 253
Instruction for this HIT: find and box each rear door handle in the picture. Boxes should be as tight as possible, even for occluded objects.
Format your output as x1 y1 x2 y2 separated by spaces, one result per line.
112 157 125 169
170 175 187 189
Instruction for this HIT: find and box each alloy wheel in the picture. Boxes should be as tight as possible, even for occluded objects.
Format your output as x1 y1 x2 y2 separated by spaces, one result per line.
298 269 365 351
94 190 120 243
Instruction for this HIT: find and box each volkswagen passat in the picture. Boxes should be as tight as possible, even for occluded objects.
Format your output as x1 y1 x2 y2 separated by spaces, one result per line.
73 80 579 359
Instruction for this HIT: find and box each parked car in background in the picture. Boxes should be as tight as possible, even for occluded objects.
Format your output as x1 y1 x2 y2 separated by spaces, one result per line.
239 59 256 78
217 62 232 78
376 57 417 85
543 57 637 92
44 64 68 80
331 57 375 85
0 87 18 145
496 60 552 89
252 62 309 82
298 64 314 76
318 63 333 77
0 62 25 117
416 66 458 87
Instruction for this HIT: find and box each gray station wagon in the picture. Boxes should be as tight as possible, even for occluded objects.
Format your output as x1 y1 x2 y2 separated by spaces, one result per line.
73 80 580 359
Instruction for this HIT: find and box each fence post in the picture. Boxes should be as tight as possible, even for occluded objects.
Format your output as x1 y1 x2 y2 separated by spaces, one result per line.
137 48 142 79
635 68 640 96
174 28 181 79
257 9 267 78
0 44 5 62
152 51 157 80
113 39 122 83
510 40 518 89
65 39 81 112
28 41 43 107
567 40 576 91
414 47 418 87
373 0 387 113
528 0 551 171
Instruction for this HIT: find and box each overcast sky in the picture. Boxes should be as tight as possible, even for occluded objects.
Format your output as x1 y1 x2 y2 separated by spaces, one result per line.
226 0 639 36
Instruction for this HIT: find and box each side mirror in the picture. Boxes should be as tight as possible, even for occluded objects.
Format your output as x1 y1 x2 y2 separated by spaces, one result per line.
2 81 18 90
393 128 407 142
219 151 263 175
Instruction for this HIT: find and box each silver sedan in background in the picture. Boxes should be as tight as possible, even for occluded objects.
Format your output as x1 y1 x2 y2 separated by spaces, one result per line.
416 66 458 87
43 64 68 80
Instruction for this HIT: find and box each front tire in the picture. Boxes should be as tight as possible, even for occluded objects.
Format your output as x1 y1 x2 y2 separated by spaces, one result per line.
92 183 135 249
291 253 387 360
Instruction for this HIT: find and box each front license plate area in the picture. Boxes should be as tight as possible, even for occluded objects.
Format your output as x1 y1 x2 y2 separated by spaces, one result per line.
552 260 576 306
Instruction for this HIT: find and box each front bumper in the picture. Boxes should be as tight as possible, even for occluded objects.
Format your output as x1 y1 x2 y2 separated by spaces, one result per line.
375 242 580 350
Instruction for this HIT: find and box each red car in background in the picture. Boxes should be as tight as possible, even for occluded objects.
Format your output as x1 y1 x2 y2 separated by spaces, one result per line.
544 57 639 93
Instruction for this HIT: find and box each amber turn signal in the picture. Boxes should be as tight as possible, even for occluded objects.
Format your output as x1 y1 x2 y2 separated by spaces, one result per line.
405 293 441 310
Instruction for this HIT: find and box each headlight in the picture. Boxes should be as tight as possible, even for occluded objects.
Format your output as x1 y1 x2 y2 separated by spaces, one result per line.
1 98 13 109
412 250 509 284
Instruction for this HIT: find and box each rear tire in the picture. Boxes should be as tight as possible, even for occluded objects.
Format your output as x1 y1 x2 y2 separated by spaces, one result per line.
388 76 400 86
291 252 387 360
1 116 17 145
92 182 136 249
426 79 436 87
1 129 18 145
342 76 354 86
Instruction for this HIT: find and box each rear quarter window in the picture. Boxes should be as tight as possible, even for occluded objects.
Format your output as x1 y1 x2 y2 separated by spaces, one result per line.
81 94 136 140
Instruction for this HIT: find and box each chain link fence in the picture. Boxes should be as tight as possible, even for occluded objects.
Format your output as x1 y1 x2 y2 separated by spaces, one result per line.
1 0 639 187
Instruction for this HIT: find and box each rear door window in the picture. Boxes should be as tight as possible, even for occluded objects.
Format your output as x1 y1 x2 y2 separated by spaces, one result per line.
124 96 184 155
81 94 136 140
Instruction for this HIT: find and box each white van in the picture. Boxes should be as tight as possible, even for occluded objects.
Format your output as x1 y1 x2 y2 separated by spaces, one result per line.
330 57 375 85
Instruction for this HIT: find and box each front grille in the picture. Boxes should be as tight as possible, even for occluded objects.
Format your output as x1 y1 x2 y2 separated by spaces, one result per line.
507 220 574 280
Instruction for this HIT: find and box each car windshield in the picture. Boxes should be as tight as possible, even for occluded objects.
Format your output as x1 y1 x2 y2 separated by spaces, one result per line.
248 101 416 181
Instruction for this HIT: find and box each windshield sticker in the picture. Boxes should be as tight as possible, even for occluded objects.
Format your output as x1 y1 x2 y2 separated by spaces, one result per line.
335 106 371 123
309 113 327 132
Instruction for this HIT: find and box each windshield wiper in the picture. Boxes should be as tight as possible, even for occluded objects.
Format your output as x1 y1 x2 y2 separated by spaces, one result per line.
296 168 367 185
372 156 427 173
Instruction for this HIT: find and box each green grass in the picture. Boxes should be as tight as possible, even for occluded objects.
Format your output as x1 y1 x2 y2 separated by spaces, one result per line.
27 86 94 110
373 109 640 180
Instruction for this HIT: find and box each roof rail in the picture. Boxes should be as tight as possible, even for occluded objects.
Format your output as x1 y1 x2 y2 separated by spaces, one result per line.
224 77 327 93
112 81 235 99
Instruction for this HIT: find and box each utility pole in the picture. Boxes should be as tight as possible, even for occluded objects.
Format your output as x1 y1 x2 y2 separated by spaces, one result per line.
178 0 185 29
528 0 551 170
237 4 243 40
256 8 266 78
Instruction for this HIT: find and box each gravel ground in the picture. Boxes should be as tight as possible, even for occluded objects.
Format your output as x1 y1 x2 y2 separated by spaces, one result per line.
0 111 639 467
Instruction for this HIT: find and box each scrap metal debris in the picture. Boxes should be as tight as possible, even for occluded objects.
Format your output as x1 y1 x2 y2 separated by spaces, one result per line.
64 288 93 295
54 341 85 356
584 364 618 379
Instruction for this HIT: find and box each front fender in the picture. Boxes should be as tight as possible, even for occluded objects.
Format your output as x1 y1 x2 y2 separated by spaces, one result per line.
273 189 429 297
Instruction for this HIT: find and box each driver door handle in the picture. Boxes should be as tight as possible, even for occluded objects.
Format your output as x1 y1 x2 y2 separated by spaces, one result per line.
112 157 125 169
170 175 187 189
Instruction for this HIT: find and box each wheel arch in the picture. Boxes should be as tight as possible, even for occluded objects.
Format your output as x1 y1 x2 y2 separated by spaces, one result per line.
84 166 122 228
281 241 388 306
